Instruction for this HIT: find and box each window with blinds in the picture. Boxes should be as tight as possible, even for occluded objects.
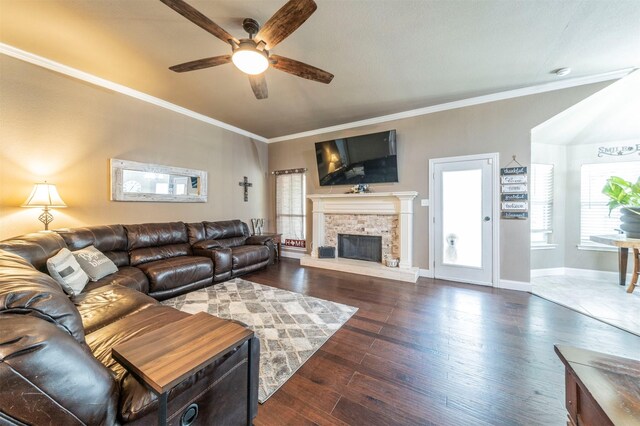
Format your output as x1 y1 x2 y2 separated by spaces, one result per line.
580 161 640 244
530 164 554 244
275 170 306 248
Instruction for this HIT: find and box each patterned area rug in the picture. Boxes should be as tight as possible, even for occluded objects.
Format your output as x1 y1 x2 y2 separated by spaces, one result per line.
161 278 357 402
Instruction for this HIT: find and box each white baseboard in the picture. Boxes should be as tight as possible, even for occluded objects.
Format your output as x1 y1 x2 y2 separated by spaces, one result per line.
499 280 533 292
280 248 306 260
419 268 434 278
531 267 631 282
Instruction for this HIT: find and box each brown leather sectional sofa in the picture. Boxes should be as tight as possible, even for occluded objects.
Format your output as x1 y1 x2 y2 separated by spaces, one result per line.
0 219 273 425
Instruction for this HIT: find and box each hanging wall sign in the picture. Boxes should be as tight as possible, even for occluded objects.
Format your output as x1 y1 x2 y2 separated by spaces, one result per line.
501 166 527 175
502 183 527 193
500 164 529 220
501 211 528 220
502 193 528 201
501 175 527 184
502 201 528 210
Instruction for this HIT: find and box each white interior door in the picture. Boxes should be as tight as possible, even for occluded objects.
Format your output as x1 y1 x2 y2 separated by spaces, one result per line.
432 156 496 285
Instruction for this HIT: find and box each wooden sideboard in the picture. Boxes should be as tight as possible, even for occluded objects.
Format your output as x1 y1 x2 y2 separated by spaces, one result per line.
555 345 640 426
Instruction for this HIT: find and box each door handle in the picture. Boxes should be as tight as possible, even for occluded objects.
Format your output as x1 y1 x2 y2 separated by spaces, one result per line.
483 216 491 222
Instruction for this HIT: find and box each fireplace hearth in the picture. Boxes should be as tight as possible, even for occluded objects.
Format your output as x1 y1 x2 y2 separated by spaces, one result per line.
338 234 382 263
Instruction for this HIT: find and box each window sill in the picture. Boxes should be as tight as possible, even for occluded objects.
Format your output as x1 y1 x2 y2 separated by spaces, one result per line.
531 244 558 250
577 244 618 253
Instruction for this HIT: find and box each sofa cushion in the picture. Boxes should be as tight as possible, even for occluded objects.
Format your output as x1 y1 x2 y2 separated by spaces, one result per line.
73 245 119 281
136 256 213 293
46 247 89 295
129 243 191 266
83 266 150 294
0 249 86 345
57 225 129 267
203 220 249 240
125 222 188 250
0 232 67 272
72 284 157 334
231 245 270 269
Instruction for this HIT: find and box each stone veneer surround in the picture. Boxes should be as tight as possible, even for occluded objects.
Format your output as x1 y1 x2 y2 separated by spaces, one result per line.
301 192 419 282
325 214 400 260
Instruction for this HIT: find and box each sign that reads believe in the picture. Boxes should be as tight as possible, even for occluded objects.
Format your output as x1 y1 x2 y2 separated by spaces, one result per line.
502 201 528 210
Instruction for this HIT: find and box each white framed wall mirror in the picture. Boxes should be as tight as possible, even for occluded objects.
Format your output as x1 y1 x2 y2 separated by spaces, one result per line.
110 158 207 202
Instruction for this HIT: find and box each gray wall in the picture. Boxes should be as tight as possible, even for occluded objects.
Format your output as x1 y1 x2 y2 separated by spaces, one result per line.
268 82 610 283
0 56 269 240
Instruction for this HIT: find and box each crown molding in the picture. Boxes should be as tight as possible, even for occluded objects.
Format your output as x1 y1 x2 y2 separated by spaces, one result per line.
266 68 635 143
2 42 633 145
0 43 268 143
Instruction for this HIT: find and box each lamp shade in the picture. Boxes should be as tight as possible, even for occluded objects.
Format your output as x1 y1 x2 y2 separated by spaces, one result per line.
22 183 67 208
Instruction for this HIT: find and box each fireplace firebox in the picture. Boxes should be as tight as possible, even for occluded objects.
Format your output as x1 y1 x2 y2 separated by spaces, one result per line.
338 234 382 262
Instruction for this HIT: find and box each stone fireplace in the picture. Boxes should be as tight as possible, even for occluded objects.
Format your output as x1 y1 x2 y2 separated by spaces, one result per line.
301 191 419 282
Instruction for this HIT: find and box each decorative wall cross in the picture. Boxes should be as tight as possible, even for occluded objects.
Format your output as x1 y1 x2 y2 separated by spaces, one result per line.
239 176 253 202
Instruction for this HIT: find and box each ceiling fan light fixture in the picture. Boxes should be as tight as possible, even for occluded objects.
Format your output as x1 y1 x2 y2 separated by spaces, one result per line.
232 41 269 75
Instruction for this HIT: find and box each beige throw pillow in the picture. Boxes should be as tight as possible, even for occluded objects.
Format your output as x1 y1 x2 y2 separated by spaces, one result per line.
47 248 89 296
73 245 118 282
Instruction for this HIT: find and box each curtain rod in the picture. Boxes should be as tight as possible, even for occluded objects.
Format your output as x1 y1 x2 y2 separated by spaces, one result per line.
272 168 307 175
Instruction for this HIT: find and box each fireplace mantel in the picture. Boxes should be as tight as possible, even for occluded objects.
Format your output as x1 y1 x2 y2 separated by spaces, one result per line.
302 191 419 282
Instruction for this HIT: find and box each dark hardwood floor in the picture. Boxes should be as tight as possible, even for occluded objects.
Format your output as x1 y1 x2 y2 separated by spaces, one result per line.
244 259 639 425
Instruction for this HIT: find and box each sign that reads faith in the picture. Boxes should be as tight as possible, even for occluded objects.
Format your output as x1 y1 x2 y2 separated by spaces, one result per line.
500 166 527 176
502 201 528 210
501 211 528 220
501 175 527 184
502 184 527 193
502 193 528 201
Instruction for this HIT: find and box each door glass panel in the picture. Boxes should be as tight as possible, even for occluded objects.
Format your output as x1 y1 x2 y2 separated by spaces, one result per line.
442 169 482 267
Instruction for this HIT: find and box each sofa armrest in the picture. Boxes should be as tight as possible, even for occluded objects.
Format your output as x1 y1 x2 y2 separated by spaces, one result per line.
192 239 223 250
245 235 273 245
0 314 118 425
193 247 232 276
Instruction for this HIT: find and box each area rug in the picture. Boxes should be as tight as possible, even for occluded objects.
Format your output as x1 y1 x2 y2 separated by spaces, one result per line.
161 278 358 402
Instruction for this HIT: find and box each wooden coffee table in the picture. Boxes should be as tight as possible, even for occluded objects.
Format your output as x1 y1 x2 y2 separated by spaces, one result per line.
112 312 254 426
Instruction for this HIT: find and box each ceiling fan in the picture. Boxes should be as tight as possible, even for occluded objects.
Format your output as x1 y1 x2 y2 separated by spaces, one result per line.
160 0 334 100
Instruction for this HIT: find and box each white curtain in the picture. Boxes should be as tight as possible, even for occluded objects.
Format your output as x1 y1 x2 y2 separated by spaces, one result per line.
275 172 306 245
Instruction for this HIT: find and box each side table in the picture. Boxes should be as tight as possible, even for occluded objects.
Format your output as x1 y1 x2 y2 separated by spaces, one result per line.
256 233 282 262
112 312 254 426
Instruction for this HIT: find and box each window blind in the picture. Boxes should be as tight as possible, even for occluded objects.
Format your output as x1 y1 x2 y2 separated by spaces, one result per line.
275 171 306 247
580 161 640 243
530 164 554 240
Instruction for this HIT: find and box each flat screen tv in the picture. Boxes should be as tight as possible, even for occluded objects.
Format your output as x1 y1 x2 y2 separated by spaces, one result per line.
315 130 398 186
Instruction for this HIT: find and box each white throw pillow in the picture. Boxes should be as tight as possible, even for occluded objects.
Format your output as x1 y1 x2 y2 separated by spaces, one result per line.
47 248 89 296
72 245 118 282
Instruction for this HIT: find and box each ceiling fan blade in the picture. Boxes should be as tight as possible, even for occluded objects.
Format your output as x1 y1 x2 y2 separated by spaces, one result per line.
271 54 333 84
248 74 268 99
160 0 238 45
169 55 231 72
255 0 317 50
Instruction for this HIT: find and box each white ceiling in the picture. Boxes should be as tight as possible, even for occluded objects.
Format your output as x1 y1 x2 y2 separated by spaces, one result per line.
1 0 639 139
533 69 640 145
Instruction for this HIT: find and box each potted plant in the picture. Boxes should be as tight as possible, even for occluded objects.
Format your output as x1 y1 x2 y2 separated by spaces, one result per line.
602 176 640 238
